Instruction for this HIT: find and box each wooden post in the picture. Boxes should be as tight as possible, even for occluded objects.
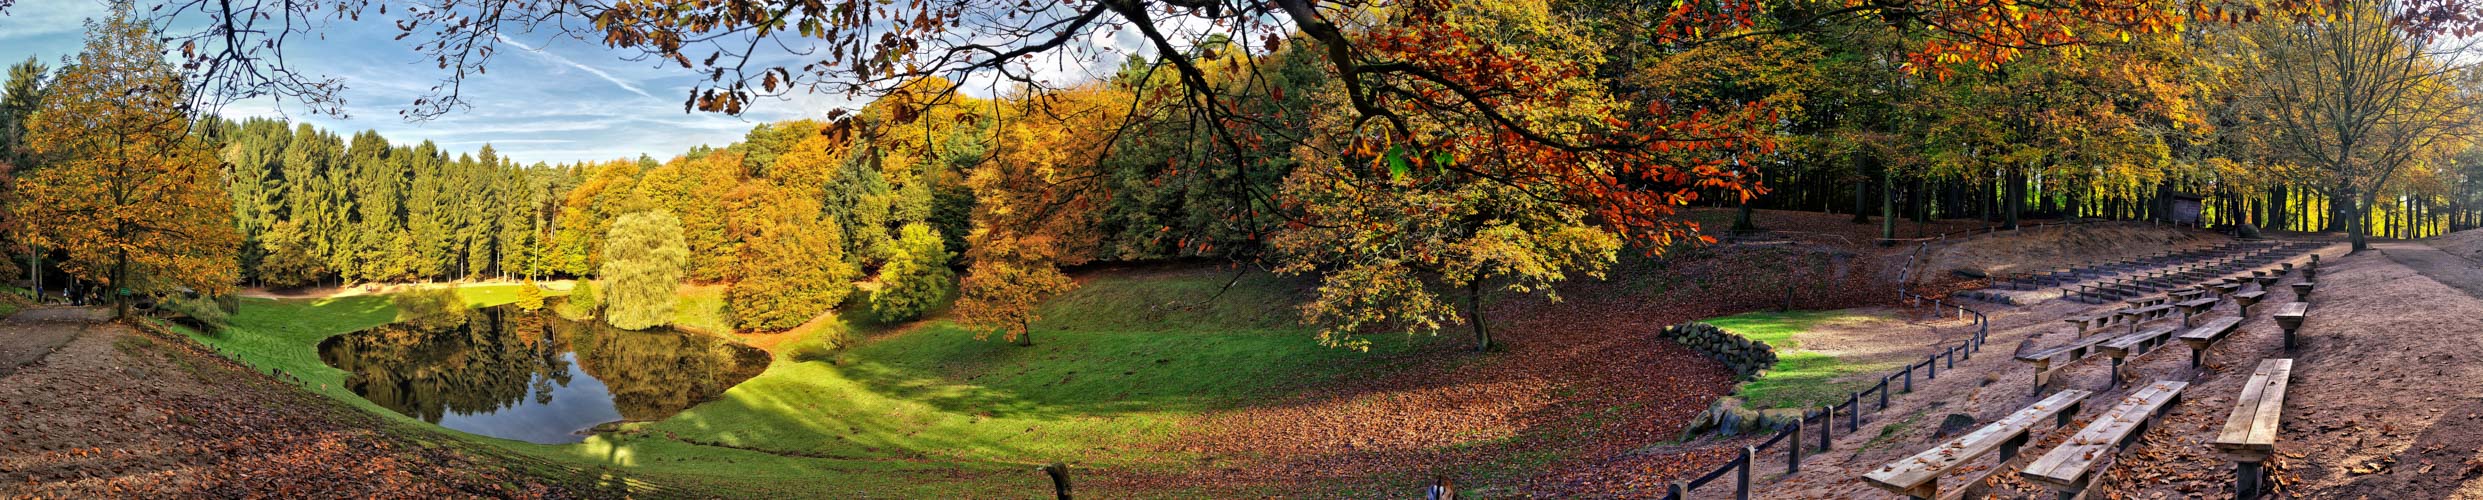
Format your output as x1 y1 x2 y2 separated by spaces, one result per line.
1926 356 1938 380
1668 482 1686 500
1787 423 1802 475
1819 406 1834 452
1903 364 1914 393
1847 393 1862 432
1737 446 1755 500
1877 378 1890 410
1041 462 1073 500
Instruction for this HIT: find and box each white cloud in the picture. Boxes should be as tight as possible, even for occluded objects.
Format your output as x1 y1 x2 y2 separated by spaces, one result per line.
496 33 655 99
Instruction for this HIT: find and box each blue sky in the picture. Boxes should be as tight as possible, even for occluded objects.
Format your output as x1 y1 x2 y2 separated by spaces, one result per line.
0 1 1168 165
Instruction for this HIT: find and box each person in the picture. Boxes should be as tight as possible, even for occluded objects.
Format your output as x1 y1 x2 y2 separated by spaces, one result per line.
1427 475 1455 500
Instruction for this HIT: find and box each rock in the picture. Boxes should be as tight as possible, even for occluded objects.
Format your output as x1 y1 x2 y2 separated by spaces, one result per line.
1933 413 1978 439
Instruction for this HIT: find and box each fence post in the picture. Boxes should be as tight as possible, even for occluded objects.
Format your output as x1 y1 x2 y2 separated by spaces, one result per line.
1926 356 1938 380
1902 364 1913 393
1668 482 1685 500
1946 347 1957 369
1737 446 1755 500
1787 424 1802 475
1818 406 1834 452
1877 378 1889 410
1846 393 1861 432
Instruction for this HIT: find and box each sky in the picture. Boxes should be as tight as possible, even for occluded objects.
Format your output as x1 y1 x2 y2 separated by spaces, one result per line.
0 0 1169 165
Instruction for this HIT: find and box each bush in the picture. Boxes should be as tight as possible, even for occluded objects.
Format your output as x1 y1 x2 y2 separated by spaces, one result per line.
602 211 689 330
515 281 546 311
160 294 231 333
871 223 954 322
568 279 602 316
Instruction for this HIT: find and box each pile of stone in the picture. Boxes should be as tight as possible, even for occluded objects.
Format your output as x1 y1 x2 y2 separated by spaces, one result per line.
1659 321 1777 381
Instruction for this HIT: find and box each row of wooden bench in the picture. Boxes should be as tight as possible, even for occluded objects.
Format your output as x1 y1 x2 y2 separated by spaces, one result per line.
2068 242 2317 304
1990 240 2280 291
1866 254 2322 499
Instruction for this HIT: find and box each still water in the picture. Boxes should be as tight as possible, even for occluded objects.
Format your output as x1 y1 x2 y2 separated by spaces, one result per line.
318 305 770 444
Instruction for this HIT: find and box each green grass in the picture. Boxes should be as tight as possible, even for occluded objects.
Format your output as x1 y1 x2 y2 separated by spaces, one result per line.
1699 310 1901 410
670 285 732 333
190 270 1406 497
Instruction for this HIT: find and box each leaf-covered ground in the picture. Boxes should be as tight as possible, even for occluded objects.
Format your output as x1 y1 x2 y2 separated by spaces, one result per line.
0 307 594 499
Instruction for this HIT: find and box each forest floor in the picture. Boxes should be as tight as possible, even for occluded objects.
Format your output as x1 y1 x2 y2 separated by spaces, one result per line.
0 307 598 499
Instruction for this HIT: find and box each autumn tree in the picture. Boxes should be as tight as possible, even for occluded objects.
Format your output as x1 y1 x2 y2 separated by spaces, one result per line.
15 6 240 316
601 211 688 330
871 223 952 323
1 57 48 294
724 183 858 331
2235 1 2483 250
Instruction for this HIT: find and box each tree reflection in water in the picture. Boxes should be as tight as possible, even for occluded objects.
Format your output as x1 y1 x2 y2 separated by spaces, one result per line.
318 305 768 443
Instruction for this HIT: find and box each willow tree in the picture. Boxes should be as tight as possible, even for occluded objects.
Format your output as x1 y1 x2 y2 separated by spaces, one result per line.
2241 0 2483 250
600 211 687 330
15 5 239 316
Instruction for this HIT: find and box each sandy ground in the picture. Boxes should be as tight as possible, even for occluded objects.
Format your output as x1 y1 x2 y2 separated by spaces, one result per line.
0 308 582 498
1749 241 2337 499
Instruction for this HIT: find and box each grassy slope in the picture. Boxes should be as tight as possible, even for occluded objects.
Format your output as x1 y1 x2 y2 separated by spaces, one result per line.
1700 310 1899 410
195 270 1400 497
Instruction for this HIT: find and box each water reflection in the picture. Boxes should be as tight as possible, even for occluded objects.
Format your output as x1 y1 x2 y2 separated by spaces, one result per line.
318 305 769 444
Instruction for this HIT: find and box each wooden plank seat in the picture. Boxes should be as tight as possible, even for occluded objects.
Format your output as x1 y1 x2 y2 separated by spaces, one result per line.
2273 302 2309 350
2017 335 2120 392
2291 281 2314 300
2098 327 2177 386
2064 314 2109 337
2125 296 2169 308
2213 359 2293 499
1863 390 2095 500
2021 381 2190 499
2211 283 2242 299
2233 290 2267 315
2175 298 2218 325
2254 274 2279 287
2176 316 2245 367
2170 289 2208 301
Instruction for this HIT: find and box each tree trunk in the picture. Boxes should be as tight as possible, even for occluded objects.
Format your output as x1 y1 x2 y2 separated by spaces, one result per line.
2005 167 2025 229
1852 158 1872 224
1881 171 1897 240
1467 280 1491 353
2349 187 2372 252
1733 198 1758 233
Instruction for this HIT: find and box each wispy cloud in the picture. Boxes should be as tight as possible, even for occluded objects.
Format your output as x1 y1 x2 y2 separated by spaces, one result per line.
495 34 654 99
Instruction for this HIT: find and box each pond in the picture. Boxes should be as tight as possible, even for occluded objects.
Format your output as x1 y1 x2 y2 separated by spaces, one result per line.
317 305 770 444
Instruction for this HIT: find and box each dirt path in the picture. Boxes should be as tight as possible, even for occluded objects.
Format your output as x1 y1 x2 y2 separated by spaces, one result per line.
0 308 109 377
0 313 580 498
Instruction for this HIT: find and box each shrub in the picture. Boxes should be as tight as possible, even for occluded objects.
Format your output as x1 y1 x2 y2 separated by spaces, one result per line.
160 294 231 333
568 279 602 316
602 211 689 330
871 223 954 322
515 281 546 310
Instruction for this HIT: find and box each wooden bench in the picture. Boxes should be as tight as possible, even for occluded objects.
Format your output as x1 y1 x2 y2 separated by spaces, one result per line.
2291 281 2315 301
2174 298 2218 326
2211 282 2242 298
2064 314 2109 337
2017 335 2118 393
2177 316 2245 368
2021 381 2190 499
1862 390 2094 499
2273 302 2309 350
2213 359 2293 499
2233 290 2267 315
2170 289 2209 302
2097 327 2176 387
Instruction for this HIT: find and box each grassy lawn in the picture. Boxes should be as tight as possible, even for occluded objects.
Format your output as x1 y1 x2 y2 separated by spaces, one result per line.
1700 310 1901 410
186 270 1401 497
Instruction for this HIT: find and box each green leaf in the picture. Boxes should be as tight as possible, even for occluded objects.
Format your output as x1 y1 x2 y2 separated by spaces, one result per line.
1386 146 1412 182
